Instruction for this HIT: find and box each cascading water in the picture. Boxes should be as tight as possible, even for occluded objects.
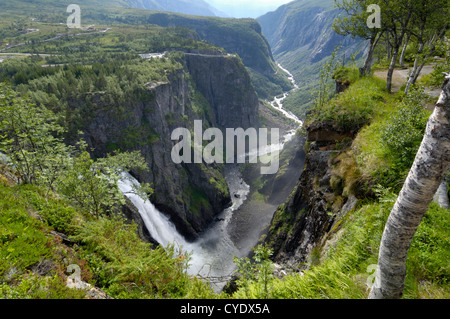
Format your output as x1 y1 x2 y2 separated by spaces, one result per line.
118 167 250 291
117 172 189 248
118 63 302 291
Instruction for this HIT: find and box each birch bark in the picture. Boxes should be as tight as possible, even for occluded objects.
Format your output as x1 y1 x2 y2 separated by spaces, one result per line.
369 73 450 299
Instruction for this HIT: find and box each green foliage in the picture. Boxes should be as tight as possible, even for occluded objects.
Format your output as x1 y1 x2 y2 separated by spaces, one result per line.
333 0 381 40
0 83 151 218
380 87 429 170
420 44 450 88
332 66 360 85
0 274 87 299
70 215 216 299
22 188 78 234
354 85 430 192
0 176 216 299
307 75 387 132
0 189 52 271
0 83 72 187
233 244 274 299
407 203 449 287
0 181 90 299
234 189 449 299
311 46 341 110
56 141 150 218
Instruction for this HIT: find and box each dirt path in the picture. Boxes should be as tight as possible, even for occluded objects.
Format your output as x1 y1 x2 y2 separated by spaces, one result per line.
373 64 436 93
374 64 442 110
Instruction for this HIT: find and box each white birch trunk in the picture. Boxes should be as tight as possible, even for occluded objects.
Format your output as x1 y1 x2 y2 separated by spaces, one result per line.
433 181 449 209
369 73 450 299
399 34 411 68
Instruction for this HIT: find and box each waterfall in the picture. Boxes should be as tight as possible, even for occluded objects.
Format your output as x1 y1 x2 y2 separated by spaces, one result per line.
117 171 189 248
117 167 250 291
116 63 301 290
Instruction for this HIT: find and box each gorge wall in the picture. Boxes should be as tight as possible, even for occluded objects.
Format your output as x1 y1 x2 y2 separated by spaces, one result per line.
265 119 360 269
74 52 259 241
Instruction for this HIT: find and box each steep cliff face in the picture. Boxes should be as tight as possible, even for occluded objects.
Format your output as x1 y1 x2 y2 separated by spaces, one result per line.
257 0 365 117
258 0 363 77
184 53 259 128
76 52 259 241
126 12 291 98
265 121 359 269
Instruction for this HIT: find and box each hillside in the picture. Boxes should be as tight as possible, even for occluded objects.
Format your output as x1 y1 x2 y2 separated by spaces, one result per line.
126 0 226 16
258 0 366 117
236 70 450 299
1 0 449 305
0 0 225 18
0 0 291 99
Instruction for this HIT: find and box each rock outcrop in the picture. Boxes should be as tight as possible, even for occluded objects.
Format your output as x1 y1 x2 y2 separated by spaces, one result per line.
74 52 259 241
265 121 359 270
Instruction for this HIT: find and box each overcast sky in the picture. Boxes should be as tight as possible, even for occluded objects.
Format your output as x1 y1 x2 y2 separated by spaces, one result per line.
207 0 294 18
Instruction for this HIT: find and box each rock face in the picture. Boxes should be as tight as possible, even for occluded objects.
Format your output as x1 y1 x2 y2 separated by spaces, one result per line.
75 52 259 241
257 0 365 114
258 0 364 71
265 121 359 269
133 12 291 98
307 121 357 144
143 13 276 76
184 53 259 129
265 146 335 268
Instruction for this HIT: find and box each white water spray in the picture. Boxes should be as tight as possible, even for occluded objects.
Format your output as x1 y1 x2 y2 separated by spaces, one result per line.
117 172 189 248
118 63 302 290
118 168 250 290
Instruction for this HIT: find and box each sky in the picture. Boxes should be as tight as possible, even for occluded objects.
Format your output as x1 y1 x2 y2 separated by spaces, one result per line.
206 0 294 18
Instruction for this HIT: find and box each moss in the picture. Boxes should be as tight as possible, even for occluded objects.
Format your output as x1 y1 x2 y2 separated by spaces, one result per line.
209 176 228 197
187 186 211 217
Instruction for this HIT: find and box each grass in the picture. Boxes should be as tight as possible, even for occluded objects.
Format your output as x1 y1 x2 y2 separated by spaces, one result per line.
0 181 88 298
0 168 218 299
306 74 395 132
233 194 449 299
233 69 449 299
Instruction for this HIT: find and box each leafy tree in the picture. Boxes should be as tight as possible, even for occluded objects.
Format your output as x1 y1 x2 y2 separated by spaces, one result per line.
404 0 449 94
380 86 429 171
233 244 274 299
333 0 384 76
0 83 71 187
312 46 341 110
56 141 152 218
335 0 448 93
0 83 152 218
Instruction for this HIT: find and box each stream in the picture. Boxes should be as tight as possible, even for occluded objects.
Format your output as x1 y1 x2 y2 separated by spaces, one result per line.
119 63 301 292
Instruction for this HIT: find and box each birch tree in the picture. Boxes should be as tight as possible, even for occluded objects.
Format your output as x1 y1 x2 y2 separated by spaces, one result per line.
382 0 414 93
404 0 449 95
369 72 450 299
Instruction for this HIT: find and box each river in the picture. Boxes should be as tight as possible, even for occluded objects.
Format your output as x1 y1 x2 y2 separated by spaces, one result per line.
119 63 301 292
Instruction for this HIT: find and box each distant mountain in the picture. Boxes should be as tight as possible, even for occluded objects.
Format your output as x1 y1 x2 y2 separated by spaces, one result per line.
0 0 226 17
257 0 366 117
126 0 227 17
205 0 293 18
